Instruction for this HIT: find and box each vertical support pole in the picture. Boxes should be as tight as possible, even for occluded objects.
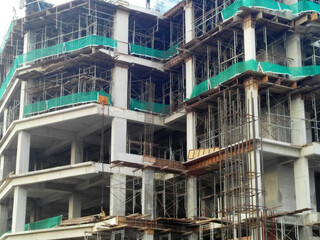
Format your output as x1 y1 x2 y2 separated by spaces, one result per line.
142 168 154 219
184 1 194 43
113 9 129 54
243 15 256 61
70 139 84 164
16 131 31 174
110 173 126 216
111 117 127 162
0 202 9 235
3 108 8 134
112 63 129 109
68 191 82 219
19 80 28 119
12 186 27 232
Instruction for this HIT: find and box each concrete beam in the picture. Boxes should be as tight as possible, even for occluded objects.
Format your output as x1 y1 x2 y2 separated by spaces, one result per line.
0 104 165 156
106 50 164 72
1 223 94 240
0 163 141 202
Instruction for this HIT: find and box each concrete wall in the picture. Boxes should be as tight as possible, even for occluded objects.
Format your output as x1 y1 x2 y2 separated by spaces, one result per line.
278 164 296 212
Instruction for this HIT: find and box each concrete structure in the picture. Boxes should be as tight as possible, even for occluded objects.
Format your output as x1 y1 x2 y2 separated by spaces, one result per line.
0 0 320 239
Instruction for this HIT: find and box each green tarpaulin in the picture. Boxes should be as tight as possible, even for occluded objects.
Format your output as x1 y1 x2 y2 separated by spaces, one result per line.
222 0 320 20
187 59 320 100
129 44 178 60
130 98 169 114
24 91 112 117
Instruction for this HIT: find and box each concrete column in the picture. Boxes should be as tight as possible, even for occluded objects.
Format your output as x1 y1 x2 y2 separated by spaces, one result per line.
3 108 8 134
286 34 302 68
19 80 27 119
290 95 307 146
16 131 31 174
0 154 10 180
109 173 126 216
113 9 129 54
187 176 197 219
68 192 82 219
243 15 256 61
185 56 197 154
70 139 83 164
111 117 127 162
143 230 154 240
142 168 154 219
294 157 311 209
23 32 36 53
0 203 9 235
112 63 128 109
184 1 194 43
12 186 27 232
244 78 259 139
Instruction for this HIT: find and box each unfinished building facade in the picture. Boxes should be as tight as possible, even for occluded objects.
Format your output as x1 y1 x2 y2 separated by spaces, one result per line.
1 0 320 239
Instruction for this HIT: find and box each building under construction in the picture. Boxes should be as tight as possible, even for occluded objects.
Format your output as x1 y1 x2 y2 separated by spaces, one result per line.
0 0 320 239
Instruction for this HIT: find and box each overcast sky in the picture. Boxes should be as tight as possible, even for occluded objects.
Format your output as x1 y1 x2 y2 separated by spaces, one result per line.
0 0 163 43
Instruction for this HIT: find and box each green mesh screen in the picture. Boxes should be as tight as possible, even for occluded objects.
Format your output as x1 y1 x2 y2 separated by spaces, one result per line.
18 35 117 65
0 21 15 54
290 0 320 15
260 61 320 78
65 35 117 52
0 58 18 99
129 44 178 60
1 216 62 236
18 43 64 64
222 0 320 20
25 215 62 231
187 60 320 100
24 91 112 116
209 59 259 88
130 99 169 114
189 80 210 99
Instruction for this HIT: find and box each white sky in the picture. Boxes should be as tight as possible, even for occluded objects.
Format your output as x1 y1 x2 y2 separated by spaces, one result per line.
0 0 157 43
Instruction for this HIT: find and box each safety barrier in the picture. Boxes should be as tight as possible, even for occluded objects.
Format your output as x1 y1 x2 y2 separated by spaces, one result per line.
24 91 112 117
130 98 169 114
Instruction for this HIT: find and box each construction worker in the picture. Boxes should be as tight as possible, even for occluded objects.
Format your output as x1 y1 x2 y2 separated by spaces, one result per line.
146 0 150 9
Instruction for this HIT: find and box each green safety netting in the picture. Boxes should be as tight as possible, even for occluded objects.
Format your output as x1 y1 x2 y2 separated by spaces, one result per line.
209 59 259 88
24 91 112 116
1 215 62 236
0 35 117 103
129 44 178 60
189 59 258 99
18 43 64 64
0 59 18 100
130 98 169 114
0 21 15 54
18 35 117 65
65 35 117 53
222 0 320 20
25 215 62 231
187 59 320 101
260 61 320 78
